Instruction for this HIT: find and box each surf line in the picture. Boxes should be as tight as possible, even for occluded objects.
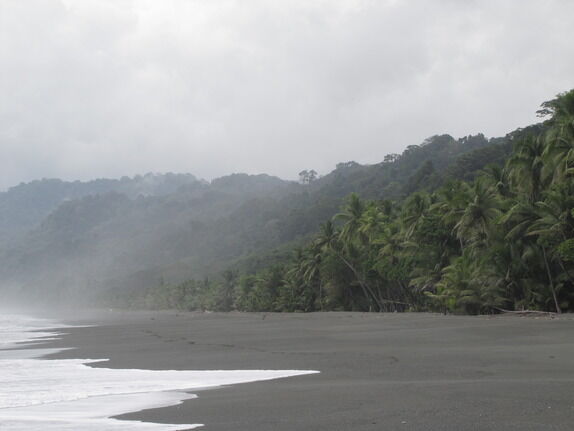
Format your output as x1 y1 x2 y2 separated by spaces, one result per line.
0 314 319 430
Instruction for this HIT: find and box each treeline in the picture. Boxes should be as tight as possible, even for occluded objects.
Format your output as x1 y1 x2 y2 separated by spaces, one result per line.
136 90 574 314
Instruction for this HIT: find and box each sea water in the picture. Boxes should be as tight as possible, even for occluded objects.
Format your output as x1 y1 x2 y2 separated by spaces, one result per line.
0 314 318 430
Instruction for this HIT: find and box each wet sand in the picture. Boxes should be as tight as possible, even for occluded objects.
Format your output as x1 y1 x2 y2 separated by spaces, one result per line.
42 311 574 430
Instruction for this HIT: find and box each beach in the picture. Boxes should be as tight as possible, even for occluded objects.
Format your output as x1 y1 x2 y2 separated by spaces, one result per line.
41 310 574 430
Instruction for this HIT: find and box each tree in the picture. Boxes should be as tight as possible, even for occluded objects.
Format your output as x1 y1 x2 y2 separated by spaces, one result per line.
454 178 502 248
299 169 318 184
401 192 430 240
336 193 366 243
507 135 548 203
539 90 574 182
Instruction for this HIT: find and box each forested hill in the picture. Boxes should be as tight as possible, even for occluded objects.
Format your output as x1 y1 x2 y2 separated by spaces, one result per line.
0 173 200 243
1 128 512 305
139 90 573 315
305 133 511 201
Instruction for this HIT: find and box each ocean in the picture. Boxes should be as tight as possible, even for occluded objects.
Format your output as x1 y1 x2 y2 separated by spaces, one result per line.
0 313 317 430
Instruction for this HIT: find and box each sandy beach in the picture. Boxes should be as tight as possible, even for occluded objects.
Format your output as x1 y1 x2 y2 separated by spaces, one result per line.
39 311 574 430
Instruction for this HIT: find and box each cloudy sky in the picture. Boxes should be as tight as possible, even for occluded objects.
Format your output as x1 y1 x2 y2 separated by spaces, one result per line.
1 0 573 190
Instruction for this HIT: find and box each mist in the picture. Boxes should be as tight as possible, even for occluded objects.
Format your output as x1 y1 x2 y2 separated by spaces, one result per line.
1 1 574 309
4 4 574 431
0 133 512 308
2 0 574 191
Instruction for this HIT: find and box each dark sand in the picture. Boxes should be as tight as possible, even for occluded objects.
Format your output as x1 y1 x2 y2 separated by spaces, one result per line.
41 311 574 430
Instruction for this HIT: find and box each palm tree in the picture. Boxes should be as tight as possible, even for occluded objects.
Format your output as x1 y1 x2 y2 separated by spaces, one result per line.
507 135 548 203
401 192 430 240
333 197 390 310
314 220 373 308
315 220 339 251
431 180 472 253
376 223 403 265
335 193 366 243
527 182 574 243
299 243 324 310
435 252 505 314
523 184 574 313
501 197 565 313
375 222 416 308
481 164 512 198
358 203 387 243
540 90 574 181
454 178 502 248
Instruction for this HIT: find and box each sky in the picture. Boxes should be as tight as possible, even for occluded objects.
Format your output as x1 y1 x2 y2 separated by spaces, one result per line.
1 0 574 190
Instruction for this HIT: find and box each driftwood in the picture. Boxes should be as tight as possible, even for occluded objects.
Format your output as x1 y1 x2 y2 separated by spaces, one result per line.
493 307 557 317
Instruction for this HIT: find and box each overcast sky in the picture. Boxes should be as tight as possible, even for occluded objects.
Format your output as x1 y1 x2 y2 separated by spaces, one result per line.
1 0 573 190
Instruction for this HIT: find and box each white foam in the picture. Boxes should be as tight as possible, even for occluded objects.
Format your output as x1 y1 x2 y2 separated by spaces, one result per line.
0 314 319 430
0 314 69 349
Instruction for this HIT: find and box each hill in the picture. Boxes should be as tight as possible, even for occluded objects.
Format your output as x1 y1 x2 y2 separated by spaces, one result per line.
0 133 511 305
0 173 200 243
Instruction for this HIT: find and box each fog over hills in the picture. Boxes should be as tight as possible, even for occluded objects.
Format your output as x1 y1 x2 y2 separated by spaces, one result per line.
0 133 512 305
0 173 200 242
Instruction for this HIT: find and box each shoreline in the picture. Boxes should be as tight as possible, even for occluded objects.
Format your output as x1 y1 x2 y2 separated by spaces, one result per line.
36 310 574 430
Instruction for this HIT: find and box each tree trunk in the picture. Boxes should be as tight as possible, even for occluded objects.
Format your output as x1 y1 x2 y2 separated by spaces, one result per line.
542 247 562 314
335 251 383 311
558 259 574 284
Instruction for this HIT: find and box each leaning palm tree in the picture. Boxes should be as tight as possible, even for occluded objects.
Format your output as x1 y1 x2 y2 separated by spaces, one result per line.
401 192 430 240
502 193 567 314
335 197 392 310
315 220 339 251
432 181 471 225
454 178 502 248
501 201 539 242
507 135 549 203
431 180 472 251
524 184 574 313
528 185 574 244
315 220 379 310
335 193 366 244
299 243 324 310
374 222 419 308
480 164 512 198
523 241 563 314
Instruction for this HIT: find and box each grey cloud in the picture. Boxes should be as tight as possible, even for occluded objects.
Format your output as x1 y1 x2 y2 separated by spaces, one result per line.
1 0 573 189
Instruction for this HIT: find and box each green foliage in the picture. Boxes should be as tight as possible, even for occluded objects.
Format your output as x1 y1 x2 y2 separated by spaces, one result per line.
7 90 574 315
139 89 574 315
4 130 495 301
558 239 574 262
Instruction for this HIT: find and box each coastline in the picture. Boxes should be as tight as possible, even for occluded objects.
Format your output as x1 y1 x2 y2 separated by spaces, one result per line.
39 310 574 430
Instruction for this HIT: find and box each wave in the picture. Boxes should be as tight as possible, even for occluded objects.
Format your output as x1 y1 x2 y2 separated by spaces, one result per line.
0 314 318 430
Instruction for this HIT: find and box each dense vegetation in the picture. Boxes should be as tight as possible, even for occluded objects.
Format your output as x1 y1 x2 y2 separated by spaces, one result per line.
138 90 574 314
0 173 199 243
0 128 499 303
